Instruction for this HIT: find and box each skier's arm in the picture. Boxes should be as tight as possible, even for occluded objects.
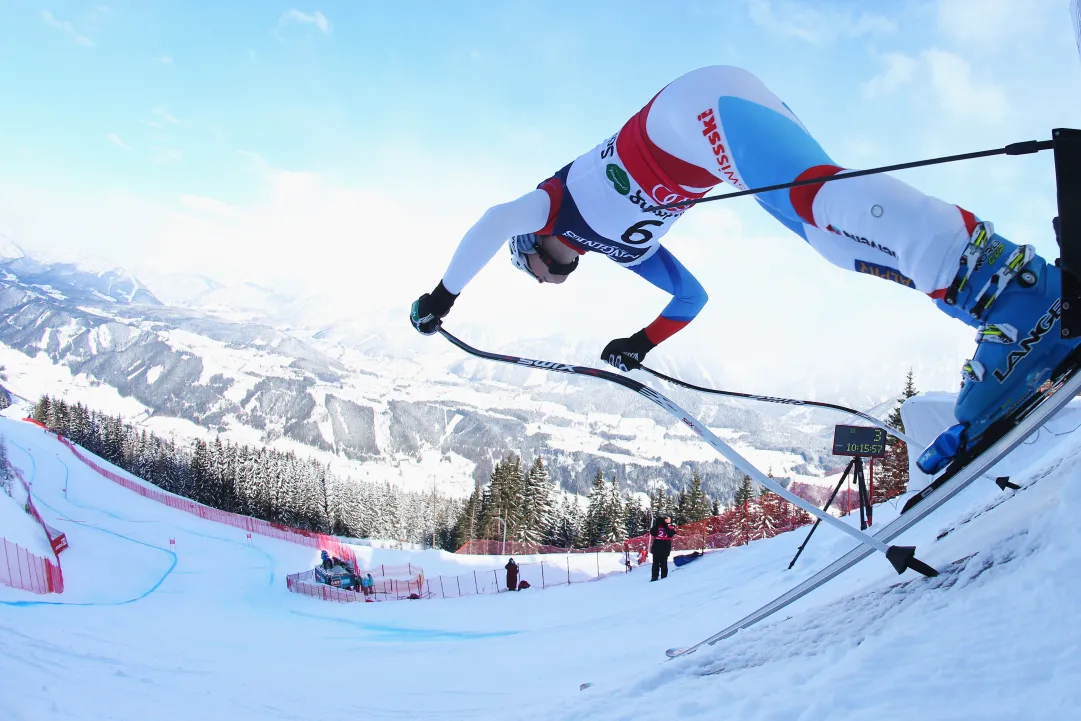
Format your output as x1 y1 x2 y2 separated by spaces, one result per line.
600 245 707 370
411 189 551 335
442 189 552 294
629 246 708 345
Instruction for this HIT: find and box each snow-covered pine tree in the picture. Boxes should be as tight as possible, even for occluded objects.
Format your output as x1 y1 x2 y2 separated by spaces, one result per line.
603 476 625 543
734 475 755 507
874 369 919 503
32 395 50 425
0 435 11 497
583 469 609 546
518 456 555 547
684 471 711 522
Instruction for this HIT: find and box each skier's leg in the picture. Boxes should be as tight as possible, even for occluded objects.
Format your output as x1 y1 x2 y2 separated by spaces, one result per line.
648 66 1077 463
660 555 669 579
651 556 661 581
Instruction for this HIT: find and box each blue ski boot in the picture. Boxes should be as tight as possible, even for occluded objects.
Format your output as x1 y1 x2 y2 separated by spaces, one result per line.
918 221 1079 474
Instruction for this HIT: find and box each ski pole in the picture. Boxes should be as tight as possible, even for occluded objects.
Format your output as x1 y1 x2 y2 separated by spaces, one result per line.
645 139 1052 212
639 365 921 447
438 328 938 577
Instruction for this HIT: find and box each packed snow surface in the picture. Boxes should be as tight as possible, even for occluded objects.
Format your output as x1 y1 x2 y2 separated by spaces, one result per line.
2 398 1081 720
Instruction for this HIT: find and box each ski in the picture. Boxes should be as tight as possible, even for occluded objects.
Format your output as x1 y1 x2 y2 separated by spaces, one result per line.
666 348 1081 660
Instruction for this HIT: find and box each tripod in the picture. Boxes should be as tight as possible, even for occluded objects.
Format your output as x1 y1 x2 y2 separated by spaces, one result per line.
788 456 873 570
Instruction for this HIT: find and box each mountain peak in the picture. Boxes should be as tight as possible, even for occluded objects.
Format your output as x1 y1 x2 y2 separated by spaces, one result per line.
0 234 26 261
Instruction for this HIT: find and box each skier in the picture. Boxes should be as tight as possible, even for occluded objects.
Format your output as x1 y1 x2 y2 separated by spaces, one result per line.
649 517 676 582
410 64 1077 471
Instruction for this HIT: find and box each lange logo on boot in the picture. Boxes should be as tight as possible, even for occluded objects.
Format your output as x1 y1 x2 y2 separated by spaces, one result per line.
993 299 1062 382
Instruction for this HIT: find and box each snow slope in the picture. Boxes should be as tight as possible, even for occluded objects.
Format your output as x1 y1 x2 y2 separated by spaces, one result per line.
2 400 1081 720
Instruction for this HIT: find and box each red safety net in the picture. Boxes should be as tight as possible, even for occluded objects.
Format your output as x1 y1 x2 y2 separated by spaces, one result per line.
0 538 64 595
0 462 65 594
417 556 624 600
458 470 873 559
26 419 358 581
286 563 425 603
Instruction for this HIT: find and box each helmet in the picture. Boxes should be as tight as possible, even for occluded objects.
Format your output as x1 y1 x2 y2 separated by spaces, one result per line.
508 233 580 280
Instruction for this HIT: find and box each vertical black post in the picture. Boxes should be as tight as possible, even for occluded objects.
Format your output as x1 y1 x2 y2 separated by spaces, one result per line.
1053 128 1081 338
854 457 871 531
788 460 854 570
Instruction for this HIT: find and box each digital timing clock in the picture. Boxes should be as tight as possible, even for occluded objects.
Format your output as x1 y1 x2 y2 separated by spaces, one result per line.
831 425 887 458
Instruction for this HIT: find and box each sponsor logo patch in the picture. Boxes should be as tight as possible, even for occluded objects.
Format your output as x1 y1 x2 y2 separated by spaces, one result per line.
993 299 1062 382
855 260 914 288
606 164 631 196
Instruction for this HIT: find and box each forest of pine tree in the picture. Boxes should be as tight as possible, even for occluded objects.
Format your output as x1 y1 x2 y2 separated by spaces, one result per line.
32 395 464 549
31 394 737 554
450 459 723 551
0 433 12 497
874 369 920 503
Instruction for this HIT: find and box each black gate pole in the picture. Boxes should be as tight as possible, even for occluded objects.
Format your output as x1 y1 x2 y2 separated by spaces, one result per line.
788 459 855 570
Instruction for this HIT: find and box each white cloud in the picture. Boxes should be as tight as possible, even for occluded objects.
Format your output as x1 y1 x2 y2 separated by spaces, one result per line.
862 52 919 99
41 10 94 47
152 107 181 125
936 0 1047 46
922 48 1008 125
860 48 1008 125
159 56 173 65
746 0 895 45
278 9 332 34
106 133 131 151
180 195 242 218
152 147 183 164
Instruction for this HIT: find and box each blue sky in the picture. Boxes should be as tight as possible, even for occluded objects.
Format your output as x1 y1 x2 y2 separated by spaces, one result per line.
2 0 1080 400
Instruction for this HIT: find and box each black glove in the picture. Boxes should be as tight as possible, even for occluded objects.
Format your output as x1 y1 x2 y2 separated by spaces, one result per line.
410 281 458 335
601 330 656 372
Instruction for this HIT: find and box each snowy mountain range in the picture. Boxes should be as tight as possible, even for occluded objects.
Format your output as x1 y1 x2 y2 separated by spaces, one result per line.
0 240 895 502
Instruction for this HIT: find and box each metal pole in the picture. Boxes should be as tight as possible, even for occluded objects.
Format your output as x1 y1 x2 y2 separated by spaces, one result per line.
788 460 854 570
541 562 545 589
645 138 1052 212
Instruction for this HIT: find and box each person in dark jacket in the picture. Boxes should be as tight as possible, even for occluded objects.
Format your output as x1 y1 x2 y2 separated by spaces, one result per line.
650 517 677 582
320 550 332 570
505 558 519 591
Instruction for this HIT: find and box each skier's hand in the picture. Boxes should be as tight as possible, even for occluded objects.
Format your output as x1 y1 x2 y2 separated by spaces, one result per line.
410 282 459 336
601 330 656 372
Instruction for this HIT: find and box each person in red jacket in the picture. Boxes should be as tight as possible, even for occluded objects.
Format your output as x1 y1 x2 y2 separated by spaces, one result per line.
650 517 677 582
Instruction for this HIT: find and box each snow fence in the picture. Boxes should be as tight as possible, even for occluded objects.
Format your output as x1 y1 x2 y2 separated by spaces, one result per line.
287 563 425 603
24 419 359 580
418 555 626 599
457 474 878 559
0 464 65 594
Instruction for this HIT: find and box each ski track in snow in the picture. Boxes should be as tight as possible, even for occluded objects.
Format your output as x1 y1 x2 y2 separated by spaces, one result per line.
3 403 1081 719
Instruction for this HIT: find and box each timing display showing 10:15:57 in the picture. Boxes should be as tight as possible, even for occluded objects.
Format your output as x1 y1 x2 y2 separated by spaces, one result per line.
831 425 887 458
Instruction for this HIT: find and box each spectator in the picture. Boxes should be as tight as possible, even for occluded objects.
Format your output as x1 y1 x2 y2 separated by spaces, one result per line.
320 550 332 571
365 573 375 597
505 558 519 591
650 517 677 582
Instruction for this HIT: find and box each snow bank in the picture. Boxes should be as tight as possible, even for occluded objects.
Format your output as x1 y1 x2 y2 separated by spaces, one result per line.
0 481 53 559
900 391 958 491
